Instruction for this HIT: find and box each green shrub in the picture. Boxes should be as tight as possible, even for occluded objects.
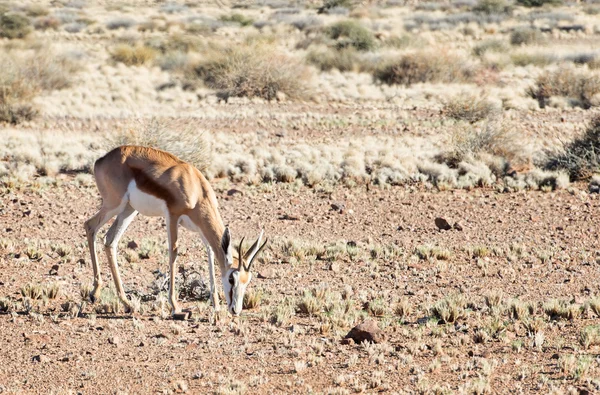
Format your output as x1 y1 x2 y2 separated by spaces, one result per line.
306 47 374 72
0 13 32 39
219 13 254 27
544 116 600 181
326 20 376 52
527 66 600 109
192 44 311 100
473 0 513 15
516 0 562 7
374 51 473 86
318 0 354 13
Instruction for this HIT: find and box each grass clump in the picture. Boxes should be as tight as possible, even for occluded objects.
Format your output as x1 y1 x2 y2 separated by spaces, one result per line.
374 51 473 86
111 44 157 66
318 0 354 13
192 44 311 100
394 297 412 322
473 39 508 57
510 27 544 46
0 12 32 39
219 13 254 27
473 0 513 15
443 93 498 123
0 46 80 123
243 288 263 309
543 299 580 320
443 120 524 168
306 47 372 72
431 294 466 323
544 116 600 180
297 291 321 315
580 325 600 349
326 20 375 52
105 117 211 172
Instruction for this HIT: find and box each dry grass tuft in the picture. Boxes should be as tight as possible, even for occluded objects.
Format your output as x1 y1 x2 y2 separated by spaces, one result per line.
111 44 158 66
374 51 474 86
527 66 600 109
441 120 527 170
0 45 79 124
443 93 499 123
105 118 211 172
192 44 311 100
544 115 600 181
431 294 467 323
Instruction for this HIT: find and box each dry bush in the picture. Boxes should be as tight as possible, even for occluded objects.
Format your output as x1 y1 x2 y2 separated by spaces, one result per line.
325 20 376 51
544 115 600 180
105 118 211 172
106 17 135 30
440 120 526 170
0 12 32 39
219 13 254 26
0 45 79 123
473 39 508 57
528 66 600 109
192 44 311 100
473 0 513 14
510 27 544 46
374 51 474 86
431 294 466 323
111 44 158 66
306 47 375 72
443 93 499 123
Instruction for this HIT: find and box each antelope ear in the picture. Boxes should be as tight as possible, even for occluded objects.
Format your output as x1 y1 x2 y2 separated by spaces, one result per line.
221 227 233 264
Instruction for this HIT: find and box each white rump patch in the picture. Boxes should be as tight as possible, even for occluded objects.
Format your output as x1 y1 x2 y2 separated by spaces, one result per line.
127 180 168 217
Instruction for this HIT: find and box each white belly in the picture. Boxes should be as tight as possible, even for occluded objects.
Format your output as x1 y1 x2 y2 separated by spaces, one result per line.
127 181 168 217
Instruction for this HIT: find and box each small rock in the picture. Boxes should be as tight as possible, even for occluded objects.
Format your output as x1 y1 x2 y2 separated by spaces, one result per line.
32 355 50 363
435 217 452 231
127 241 138 250
257 268 275 279
49 264 59 275
453 222 463 231
340 338 354 345
173 380 188 393
345 320 385 344
397 225 404 231
108 336 120 346
279 214 300 221
227 189 244 197
328 262 340 272
276 91 286 102
331 202 345 213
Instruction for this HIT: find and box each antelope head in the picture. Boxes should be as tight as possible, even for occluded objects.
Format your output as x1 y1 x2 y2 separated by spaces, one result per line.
221 228 267 316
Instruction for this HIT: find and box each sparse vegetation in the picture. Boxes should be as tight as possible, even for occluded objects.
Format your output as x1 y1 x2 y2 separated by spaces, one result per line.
374 51 474 86
544 115 600 180
191 44 311 100
111 44 157 66
527 66 600 109
0 12 32 39
325 20 376 52
443 93 498 123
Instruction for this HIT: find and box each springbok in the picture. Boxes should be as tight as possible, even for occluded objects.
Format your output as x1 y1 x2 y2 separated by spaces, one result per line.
84 145 267 316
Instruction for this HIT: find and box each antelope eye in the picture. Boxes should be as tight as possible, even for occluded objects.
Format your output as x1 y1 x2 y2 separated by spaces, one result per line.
229 275 234 285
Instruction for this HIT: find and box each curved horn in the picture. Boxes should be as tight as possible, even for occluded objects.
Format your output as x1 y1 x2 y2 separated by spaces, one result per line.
246 237 268 272
237 236 245 271
244 230 264 264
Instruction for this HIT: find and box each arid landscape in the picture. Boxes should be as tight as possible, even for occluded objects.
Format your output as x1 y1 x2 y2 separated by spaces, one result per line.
1 0 600 393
